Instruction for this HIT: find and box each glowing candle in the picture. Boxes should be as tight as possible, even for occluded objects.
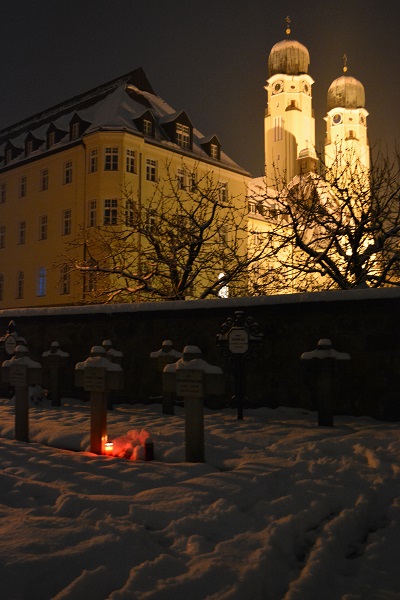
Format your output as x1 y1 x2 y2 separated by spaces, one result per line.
104 442 114 455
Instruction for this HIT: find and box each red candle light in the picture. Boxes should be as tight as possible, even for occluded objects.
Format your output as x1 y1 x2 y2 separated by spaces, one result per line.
104 442 114 455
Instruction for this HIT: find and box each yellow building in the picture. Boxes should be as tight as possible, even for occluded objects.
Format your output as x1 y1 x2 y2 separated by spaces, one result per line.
0 68 250 308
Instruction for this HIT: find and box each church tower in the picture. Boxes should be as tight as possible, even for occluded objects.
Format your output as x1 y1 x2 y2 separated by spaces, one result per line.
264 19 316 186
324 57 369 172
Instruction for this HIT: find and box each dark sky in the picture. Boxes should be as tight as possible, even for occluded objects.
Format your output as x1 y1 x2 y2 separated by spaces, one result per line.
1 0 398 176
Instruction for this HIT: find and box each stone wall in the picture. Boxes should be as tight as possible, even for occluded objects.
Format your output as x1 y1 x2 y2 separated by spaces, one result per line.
1 288 400 420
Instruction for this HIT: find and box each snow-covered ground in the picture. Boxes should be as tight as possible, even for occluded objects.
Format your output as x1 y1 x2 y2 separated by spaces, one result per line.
0 396 399 600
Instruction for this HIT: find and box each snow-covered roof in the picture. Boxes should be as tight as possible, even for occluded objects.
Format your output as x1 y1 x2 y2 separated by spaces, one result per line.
0 68 249 176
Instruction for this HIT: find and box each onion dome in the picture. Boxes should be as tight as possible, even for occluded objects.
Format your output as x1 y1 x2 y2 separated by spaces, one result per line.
268 39 310 76
327 75 365 111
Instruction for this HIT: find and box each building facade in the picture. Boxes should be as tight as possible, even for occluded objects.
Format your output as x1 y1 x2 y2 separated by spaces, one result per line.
0 68 250 308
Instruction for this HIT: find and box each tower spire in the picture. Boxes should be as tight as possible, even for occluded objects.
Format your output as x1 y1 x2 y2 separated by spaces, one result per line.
285 16 291 37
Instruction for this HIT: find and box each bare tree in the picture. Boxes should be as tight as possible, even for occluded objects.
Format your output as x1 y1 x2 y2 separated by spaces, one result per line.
60 163 266 302
248 146 400 293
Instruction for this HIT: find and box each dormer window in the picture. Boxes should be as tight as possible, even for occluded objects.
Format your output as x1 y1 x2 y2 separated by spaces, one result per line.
71 122 80 140
48 131 56 148
5 148 12 164
200 135 221 160
210 144 219 159
143 119 153 136
176 123 191 149
26 140 33 156
69 114 90 141
134 111 155 138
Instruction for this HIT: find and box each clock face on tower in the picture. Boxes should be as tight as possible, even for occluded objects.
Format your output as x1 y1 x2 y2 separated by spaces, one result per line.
332 113 342 125
272 80 284 95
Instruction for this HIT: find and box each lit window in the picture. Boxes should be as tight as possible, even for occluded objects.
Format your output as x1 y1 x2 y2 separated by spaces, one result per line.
89 149 98 173
146 159 157 182
16 271 24 299
143 119 153 136
88 200 97 227
104 199 118 225
62 209 72 235
39 215 48 240
126 149 136 173
37 267 47 297
63 161 73 184
104 147 119 171
18 221 26 245
0 225 5 248
19 176 27 198
60 265 70 295
40 168 48 191
0 183 5 204
176 123 191 149
0 273 3 301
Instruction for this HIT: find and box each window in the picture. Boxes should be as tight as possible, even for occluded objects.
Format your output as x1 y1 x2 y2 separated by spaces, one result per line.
18 221 26 245
146 211 156 232
210 143 219 159
40 168 49 191
39 215 48 240
63 161 73 184
0 225 5 249
89 149 98 173
19 176 27 198
126 149 136 173
0 183 5 204
37 267 46 297
16 271 24 299
48 131 55 148
125 199 135 226
274 116 283 142
25 140 33 156
104 147 119 171
219 182 228 203
60 265 70 295
104 199 118 225
0 273 3 301
85 271 97 294
177 169 186 190
143 119 153 136
88 200 97 227
62 209 72 235
189 173 197 192
176 123 191 149
249 202 256 214
146 159 157 182
5 148 12 164
71 122 80 140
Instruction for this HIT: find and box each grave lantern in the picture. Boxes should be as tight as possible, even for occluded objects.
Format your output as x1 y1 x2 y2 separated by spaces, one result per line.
1 345 42 442
75 346 123 454
300 338 351 426
42 341 69 407
163 345 224 462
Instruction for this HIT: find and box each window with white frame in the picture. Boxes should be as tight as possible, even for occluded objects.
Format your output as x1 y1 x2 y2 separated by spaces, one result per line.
125 199 135 226
89 149 98 173
189 173 197 192
104 147 119 171
85 271 97 294
63 161 73 184
16 271 24 299
19 176 27 198
62 209 72 235
88 200 97 227
0 183 6 204
146 158 157 182
218 182 228 203
71 122 80 140
37 267 47 297
176 123 190 148
143 119 153 136
18 221 26 245
40 168 48 191
177 168 186 190
126 149 136 173
60 265 70 295
249 202 256 214
0 273 3 301
210 143 219 159
146 211 156 232
48 131 55 148
39 215 48 240
104 199 118 225
0 225 5 249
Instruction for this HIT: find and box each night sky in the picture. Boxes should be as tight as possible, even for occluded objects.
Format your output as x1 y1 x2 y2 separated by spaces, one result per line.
1 0 398 176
